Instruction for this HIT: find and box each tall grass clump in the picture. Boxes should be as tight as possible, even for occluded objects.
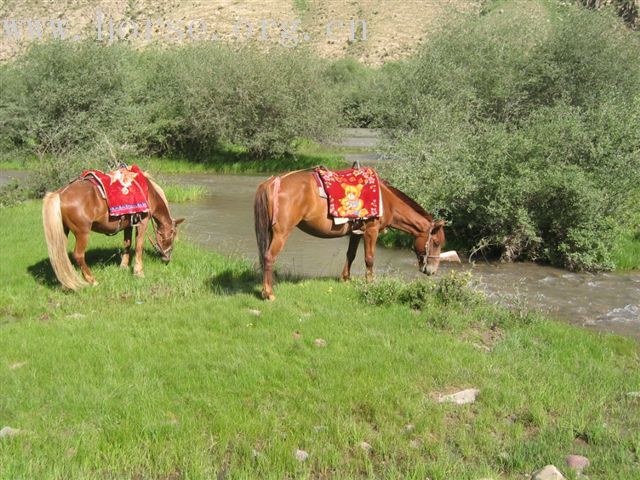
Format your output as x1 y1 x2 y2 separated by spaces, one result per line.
383 2 640 271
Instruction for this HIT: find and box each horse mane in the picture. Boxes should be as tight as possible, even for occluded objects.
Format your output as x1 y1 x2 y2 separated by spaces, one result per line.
144 173 171 217
380 179 433 221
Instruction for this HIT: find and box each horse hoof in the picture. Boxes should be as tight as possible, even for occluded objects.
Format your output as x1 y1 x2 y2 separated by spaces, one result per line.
134 271 145 278
119 264 129 269
90 280 99 287
262 291 275 301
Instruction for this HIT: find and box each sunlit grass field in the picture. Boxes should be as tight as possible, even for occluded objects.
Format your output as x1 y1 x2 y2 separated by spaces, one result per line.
1 202 639 479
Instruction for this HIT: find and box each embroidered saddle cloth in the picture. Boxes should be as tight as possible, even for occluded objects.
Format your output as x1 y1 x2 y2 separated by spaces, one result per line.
314 166 382 220
81 165 149 216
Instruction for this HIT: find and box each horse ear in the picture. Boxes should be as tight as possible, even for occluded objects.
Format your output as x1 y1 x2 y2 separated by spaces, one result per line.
431 220 445 232
174 218 185 226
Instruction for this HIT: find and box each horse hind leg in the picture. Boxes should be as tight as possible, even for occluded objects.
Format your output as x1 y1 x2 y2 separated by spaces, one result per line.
341 233 362 281
72 230 98 286
261 226 293 301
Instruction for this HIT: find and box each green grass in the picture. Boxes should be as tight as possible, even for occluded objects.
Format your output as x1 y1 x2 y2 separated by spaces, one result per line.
0 141 348 176
139 142 347 175
162 184 207 203
293 0 309 14
1 202 640 479
612 228 640 270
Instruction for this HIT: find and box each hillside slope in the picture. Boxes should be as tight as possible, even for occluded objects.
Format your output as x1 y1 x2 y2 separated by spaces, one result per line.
0 0 478 64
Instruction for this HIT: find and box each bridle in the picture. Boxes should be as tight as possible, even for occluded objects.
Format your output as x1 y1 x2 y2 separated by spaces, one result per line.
147 217 174 258
415 228 440 264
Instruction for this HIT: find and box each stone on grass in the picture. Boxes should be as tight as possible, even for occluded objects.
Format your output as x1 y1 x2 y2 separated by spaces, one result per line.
8 361 27 370
0 426 21 439
294 449 309 462
565 455 589 473
626 391 640 398
314 338 327 347
359 441 372 451
437 388 480 405
531 465 566 480
248 309 261 316
409 439 421 449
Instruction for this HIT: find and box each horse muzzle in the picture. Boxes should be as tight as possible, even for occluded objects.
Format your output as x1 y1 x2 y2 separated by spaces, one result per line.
423 265 437 276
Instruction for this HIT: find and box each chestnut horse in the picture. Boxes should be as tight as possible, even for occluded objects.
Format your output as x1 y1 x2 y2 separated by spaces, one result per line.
42 176 183 290
254 169 446 300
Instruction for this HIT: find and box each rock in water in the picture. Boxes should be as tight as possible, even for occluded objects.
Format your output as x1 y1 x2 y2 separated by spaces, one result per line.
437 388 480 405
531 465 566 480
565 454 589 473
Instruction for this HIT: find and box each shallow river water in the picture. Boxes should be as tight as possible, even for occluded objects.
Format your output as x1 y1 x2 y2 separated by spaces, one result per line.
3 169 639 340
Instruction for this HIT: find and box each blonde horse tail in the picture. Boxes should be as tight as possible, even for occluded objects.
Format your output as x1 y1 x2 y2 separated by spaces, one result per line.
42 192 87 291
254 180 275 271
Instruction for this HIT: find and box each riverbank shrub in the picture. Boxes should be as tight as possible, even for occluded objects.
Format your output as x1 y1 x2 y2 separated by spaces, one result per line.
357 271 480 311
323 58 401 127
383 2 640 271
0 41 340 161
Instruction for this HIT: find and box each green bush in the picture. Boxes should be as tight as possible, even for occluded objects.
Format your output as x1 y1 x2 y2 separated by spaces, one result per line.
0 41 340 161
383 2 640 271
3 42 135 157
323 58 401 127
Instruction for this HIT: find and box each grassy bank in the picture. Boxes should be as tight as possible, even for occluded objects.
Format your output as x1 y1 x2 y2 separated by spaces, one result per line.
1 202 639 479
0 140 348 176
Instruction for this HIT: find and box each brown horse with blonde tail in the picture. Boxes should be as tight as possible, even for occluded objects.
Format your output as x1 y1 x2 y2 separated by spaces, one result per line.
254 168 454 301
42 174 183 290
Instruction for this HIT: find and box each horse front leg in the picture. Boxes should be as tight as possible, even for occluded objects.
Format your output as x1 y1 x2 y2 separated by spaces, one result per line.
120 227 133 269
133 219 149 277
341 233 362 281
73 230 98 286
363 226 380 282
262 227 292 301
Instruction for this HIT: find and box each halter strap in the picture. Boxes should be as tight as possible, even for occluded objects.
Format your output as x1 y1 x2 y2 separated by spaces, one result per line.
146 218 173 257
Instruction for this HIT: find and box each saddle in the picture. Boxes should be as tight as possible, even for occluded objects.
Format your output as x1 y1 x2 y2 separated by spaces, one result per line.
81 165 149 217
313 165 383 228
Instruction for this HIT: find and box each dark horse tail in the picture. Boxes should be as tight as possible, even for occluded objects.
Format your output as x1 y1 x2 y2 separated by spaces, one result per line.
254 180 273 270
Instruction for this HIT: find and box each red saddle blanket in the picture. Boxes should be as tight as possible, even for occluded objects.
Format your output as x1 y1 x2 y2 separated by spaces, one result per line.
81 165 149 216
315 166 382 219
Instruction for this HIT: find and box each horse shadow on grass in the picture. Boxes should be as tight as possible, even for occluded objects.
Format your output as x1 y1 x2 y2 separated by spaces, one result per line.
208 267 328 299
27 247 134 288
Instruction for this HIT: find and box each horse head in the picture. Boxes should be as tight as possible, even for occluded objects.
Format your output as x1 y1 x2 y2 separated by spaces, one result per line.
414 219 446 275
154 217 185 262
